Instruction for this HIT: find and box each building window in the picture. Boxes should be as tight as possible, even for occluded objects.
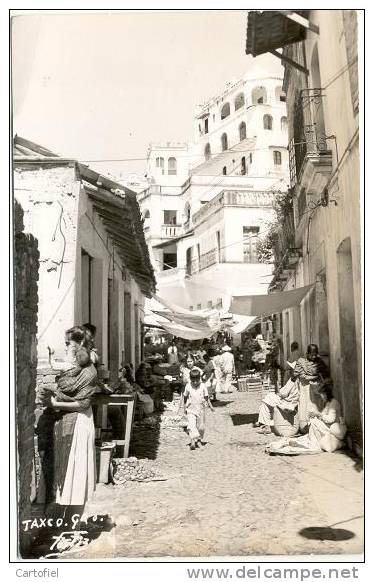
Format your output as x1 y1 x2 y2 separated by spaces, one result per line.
243 226 260 263
263 114 273 130
163 252 177 270
81 249 93 324
239 121 247 141
221 102 230 120
207 300 213 309
241 156 246 175
222 166 227 175
343 10 359 114
168 157 177 175
221 133 228 151
156 157 164 174
204 117 209 133
216 298 223 309
281 116 288 132
252 86 267 105
204 143 211 161
197 303 202 310
249 153 253 164
234 93 245 110
273 150 282 165
276 86 286 102
216 230 221 262
184 202 191 223
163 210 177 225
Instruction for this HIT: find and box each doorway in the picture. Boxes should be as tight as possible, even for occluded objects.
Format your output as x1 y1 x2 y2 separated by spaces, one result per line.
337 238 361 437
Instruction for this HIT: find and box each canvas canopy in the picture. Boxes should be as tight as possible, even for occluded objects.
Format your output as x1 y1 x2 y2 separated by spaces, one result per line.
229 284 314 317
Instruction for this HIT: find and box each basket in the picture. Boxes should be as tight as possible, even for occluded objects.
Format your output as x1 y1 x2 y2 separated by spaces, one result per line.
273 407 299 437
237 377 263 394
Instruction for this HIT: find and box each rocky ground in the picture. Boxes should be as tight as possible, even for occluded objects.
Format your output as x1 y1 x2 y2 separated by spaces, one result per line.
42 389 364 560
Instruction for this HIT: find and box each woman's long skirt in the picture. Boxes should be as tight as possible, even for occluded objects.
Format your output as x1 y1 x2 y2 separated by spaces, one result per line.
55 407 96 506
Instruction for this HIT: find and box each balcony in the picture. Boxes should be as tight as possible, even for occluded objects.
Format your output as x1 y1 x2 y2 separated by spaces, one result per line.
186 248 219 276
192 189 274 227
270 199 302 288
161 224 182 238
289 88 333 193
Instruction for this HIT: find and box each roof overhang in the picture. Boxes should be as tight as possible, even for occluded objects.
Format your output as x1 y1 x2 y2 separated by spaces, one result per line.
246 10 310 57
153 231 194 250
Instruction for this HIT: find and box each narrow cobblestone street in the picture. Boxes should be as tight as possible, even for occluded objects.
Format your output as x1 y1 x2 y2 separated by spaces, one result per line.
73 391 363 560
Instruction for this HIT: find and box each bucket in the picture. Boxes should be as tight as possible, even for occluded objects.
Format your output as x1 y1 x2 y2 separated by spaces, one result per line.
273 406 299 437
96 442 116 483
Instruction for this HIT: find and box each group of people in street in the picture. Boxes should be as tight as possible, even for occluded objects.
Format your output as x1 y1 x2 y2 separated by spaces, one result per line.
35 326 348 539
255 343 347 455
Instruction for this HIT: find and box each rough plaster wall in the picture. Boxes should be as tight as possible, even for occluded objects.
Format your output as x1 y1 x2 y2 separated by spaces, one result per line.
15 200 39 556
14 165 79 362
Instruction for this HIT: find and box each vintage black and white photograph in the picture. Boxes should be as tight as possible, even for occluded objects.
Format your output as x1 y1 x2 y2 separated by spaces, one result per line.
11 9 363 561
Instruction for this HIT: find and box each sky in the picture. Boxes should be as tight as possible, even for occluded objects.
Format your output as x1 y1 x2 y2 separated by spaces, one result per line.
11 11 283 177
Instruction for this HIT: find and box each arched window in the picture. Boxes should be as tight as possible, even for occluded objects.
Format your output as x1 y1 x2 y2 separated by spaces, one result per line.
239 122 247 141
252 86 267 105
273 150 282 165
241 156 246 175
222 166 227 175
168 157 177 175
234 93 245 111
275 86 286 102
204 143 211 161
156 157 164 174
221 102 230 120
221 133 228 151
263 114 273 130
249 153 253 164
281 116 288 132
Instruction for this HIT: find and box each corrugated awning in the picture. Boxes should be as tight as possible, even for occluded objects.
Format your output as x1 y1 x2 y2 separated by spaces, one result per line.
79 165 156 296
230 284 313 316
245 10 309 57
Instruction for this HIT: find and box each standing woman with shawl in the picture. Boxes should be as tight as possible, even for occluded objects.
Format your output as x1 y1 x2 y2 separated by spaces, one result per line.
46 333 98 522
292 344 329 432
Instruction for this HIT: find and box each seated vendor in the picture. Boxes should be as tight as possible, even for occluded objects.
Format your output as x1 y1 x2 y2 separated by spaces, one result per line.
255 377 300 435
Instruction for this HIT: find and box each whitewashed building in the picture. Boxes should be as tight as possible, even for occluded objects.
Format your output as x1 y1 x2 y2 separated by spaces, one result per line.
137 68 290 310
246 10 361 451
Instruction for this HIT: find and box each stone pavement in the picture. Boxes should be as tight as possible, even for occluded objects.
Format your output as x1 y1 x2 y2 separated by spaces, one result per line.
71 390 363 560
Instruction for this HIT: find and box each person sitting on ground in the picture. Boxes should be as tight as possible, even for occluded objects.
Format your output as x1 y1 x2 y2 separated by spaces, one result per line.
184 367 215 450
283 341 301 383
266 380 347 455
254 374 300 434
291 343 329 433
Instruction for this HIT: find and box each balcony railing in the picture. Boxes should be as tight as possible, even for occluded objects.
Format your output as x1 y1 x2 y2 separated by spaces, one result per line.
289 88 331 188
192 189 274 226
161 224 182 238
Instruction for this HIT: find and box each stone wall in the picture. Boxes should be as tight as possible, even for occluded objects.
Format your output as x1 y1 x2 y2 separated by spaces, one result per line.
15 200 39 555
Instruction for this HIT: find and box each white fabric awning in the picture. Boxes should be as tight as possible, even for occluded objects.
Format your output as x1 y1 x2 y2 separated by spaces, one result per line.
230 284 314 317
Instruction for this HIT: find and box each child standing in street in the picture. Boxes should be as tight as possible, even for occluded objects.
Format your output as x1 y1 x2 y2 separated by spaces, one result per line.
184 367 214 450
